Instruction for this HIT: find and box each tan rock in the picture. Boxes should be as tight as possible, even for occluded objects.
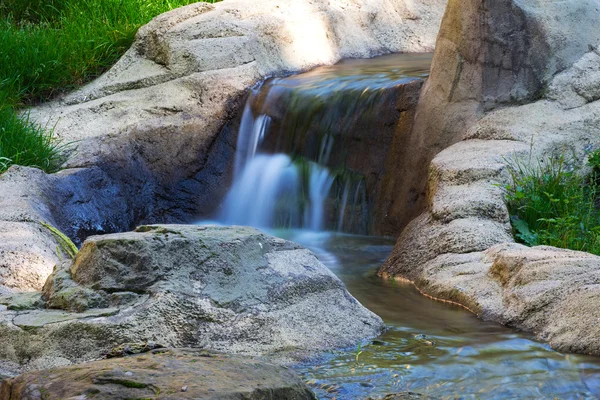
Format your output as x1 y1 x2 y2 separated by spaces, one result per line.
381 0 600 235
381 0 600 357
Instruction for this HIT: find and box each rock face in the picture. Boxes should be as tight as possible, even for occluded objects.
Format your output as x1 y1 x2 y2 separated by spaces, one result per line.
380 0 600 356
0 348 316 400
380 0 600 234
1 0 447 293
0 225 383 376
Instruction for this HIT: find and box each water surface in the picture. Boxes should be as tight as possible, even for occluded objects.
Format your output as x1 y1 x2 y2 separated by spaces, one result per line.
279 231 600 400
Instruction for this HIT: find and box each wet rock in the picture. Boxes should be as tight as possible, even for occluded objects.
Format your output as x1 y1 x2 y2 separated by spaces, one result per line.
0 348 317 400
1 225 383 374
370 394 436 400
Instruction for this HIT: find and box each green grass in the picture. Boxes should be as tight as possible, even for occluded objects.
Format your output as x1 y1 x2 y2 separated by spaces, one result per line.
0 0 216 174
0 103 67 172
504 151 600 255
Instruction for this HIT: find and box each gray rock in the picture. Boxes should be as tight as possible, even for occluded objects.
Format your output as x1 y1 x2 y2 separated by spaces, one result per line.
0 292 44 311
0 0 447 293
12 308 120 330
1 225 383 374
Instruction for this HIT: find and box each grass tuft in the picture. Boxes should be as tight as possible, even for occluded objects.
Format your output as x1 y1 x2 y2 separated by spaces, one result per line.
504 152 600 255
0 104 66 173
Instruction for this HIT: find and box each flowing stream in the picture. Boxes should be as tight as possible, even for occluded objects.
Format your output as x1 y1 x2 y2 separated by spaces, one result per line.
211 54 600 398
283 231 600 399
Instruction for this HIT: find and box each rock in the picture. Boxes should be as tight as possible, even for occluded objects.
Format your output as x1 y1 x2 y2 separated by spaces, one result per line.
486 244 600 355
0 348 317 400
105 342 164 358
1 225 383 374
0 292 44 311
380 0 600 237
0 165 142 293
42 262 110 313
381 2 600 357
0 0 446 294
12 308 120 330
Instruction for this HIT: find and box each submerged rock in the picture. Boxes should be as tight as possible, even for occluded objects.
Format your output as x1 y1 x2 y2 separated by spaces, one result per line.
0 348 316 400
371 394 437 400
0 225 383 375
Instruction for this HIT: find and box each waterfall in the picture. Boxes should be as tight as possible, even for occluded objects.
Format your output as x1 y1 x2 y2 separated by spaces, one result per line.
217 53 432 233
221 91 336 230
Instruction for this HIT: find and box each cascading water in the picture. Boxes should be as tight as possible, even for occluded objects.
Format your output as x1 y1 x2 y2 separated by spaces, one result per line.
219 53 433 232
209 53 600 399
221 101 335 230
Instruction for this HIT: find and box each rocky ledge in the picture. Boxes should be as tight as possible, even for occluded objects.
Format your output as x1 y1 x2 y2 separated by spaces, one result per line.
0 225 383 377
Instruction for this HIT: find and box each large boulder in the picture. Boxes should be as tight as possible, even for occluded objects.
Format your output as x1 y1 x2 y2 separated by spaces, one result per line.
0 348 316 400
380 0 600 356
0 225 383 376
380 0 600 234
1 0 447 293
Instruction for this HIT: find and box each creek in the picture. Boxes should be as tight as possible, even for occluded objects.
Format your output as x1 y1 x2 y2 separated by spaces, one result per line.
210 54 600 399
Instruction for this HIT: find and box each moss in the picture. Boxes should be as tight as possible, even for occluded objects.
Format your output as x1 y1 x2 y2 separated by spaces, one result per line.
135 226 182 235
0 325 45 365
40 221 78 259
107 378 148 389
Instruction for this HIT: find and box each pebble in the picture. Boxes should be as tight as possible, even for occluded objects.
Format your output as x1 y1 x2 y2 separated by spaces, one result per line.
182 386 188 392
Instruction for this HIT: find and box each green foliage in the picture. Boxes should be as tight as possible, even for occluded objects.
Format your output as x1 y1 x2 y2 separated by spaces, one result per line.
504 154 600 255
0 0 67 25
1 0 215 104
589 148 600 188
0 104 66 173
1 0 217 173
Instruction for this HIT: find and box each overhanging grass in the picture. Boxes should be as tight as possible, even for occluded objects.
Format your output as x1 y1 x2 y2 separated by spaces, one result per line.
504 152 600 255
1 0 217 174
0 104 66 173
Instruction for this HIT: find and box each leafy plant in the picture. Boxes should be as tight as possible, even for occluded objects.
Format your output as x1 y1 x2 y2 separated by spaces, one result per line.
504 153 600 255
354 343 364 365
